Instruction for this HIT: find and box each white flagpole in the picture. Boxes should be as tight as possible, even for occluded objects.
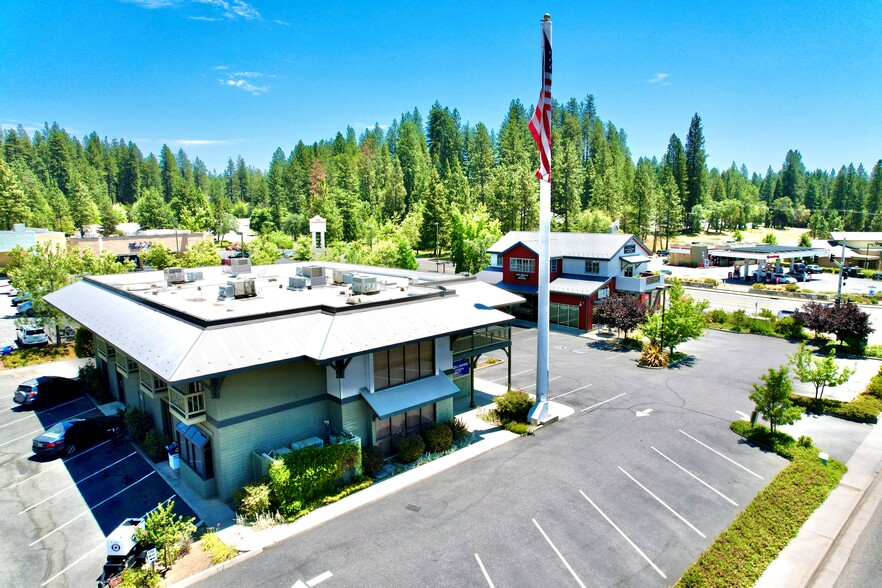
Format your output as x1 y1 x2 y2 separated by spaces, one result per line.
529 15 552 424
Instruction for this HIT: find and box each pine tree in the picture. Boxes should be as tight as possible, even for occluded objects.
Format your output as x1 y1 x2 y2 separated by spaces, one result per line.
0 159 29 229
684 114 707 230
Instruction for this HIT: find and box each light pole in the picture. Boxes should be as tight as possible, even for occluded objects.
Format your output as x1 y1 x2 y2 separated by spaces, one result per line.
836 234 846 306
434 222 439 258
173 217 179 254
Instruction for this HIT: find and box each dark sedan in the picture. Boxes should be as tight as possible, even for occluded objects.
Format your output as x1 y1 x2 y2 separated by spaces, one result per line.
32 415 122 457
13 376 79 408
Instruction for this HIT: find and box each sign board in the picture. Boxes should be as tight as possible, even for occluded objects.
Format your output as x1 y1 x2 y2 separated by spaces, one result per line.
624 243 636 254
145 548 158 564
516 273 529 280
309 215 327 233
452 359 470 378
767 255 780 260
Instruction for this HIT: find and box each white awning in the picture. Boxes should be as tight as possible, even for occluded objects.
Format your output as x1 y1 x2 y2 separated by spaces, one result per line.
621 254 651 265
360 374 459 420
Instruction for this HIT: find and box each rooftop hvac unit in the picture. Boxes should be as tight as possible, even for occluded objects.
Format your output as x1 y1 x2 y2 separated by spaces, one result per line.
332 270 345 284
184 271 203 282
310 275 327 288
217 284 235 300
230 257 252 275
302 265 324 278
288 276 308 291
351 274 378 295
164 267 185 284
229 278 257 299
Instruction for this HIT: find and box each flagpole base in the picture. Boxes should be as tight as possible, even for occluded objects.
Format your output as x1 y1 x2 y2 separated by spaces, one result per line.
528 400 552 425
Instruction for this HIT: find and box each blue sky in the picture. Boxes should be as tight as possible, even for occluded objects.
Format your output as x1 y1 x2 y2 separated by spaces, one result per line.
2 1 880 176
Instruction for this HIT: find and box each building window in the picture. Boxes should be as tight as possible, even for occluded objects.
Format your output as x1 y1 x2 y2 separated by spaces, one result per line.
623 265 634 277
175 422 214 480
585 260 600 274
374 404 436 456
550 259 559 273
509 257 535 273
550 303 580 328
373 341 435 391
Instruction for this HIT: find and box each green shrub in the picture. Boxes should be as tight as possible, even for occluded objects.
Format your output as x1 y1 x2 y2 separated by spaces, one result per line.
201 531 238 564
706 309 728 324
236 483 272 520
758 308 775 319
444 418 470 442
797 435 813 448
494 389 534 422
396 434 425 464
785 284 800 292
864 344 882 358
866 375 882 399
504 421 532 435
142 429 167 462
77 360 109 402
730 420 797 459
124 408 153 444
117 567 161 588
729 309 748 330
73 327 94 358
425 422 453 452
268 443 361 517
790 392 881 423
746 318 774 335
361 445 385 477
774 317 805 339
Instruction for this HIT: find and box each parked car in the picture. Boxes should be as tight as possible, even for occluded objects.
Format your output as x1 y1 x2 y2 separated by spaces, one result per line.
10 294 28 306
805 264 823 274
777 309 796 320
656 249 669 257
16 300 36 316
221 251 250 266
32 415 122 457
845 266 863 278
774 275 798 285
16 325 48 347
872 272 882 281
13 376 79 408
787 270 809 282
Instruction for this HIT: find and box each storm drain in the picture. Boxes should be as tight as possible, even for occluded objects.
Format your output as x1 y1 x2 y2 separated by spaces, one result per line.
405 504 422 513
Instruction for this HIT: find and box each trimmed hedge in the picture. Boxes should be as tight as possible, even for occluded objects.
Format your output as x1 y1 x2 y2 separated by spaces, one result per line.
396 434 425 464
676 422 846 587
268 442 361 516
789 393 882 423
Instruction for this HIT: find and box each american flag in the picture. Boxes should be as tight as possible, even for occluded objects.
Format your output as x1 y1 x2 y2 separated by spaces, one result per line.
529 16 552 181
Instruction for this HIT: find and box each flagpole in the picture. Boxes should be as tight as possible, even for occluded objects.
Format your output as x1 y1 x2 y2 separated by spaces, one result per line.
528 14 553 425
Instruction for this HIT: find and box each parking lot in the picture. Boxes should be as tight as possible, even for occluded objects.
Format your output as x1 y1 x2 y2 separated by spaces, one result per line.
0 361 196 587
197 328 844 588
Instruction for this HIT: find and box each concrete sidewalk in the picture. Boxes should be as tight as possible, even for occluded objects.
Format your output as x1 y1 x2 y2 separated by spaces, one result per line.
756 421 882 587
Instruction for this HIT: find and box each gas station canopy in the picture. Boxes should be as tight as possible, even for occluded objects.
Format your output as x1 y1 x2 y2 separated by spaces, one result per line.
710 245 831 262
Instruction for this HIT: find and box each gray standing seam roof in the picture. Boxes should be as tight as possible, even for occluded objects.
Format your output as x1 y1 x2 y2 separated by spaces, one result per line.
486 231 650 260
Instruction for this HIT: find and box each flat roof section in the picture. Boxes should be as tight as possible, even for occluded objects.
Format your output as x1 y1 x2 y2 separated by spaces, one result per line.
711 245 831 261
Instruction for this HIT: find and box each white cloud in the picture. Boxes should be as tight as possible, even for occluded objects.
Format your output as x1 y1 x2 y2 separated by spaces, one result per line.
213 65 230 70
187 15 220 21
648 73 671 85
274 19 290 26
193 0 260 20
232 71 262 78
120 0 177 8
219 78 268 95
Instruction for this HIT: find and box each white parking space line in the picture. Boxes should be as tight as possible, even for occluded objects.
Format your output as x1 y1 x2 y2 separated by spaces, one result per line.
1 397 86 423
19 452 138 514
0 408 94 448
489 369 533 383
522 376 562 390
29 471 156 546
651 446 738 506
532 519 586 588
618 467 706 538
679 429 764 480
306 571 333 586
522 336 537 341
39 542 104 586
474 554 495 588
550 384 592 400
579 491 667 580
581 392 626 413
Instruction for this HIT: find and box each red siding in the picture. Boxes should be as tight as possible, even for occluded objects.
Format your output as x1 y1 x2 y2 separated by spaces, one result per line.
551 293 588 330
502 244 539 287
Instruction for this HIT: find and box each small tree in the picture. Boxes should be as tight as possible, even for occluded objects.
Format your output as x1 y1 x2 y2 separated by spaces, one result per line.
749 365 801 434
789 342 855 400
594 295 648 338
762 233 778 245
798 232 812 247
293 234 314 260
140 242 176 270
794 301 833 339
180 238 221 268
828 302 874 352
135 500 196 570
640 279 708 355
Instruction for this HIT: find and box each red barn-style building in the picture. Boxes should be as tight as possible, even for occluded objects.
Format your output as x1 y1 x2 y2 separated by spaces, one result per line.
478 232 664 331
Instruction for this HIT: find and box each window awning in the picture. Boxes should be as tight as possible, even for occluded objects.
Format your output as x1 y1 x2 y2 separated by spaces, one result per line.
620 254 651 267
360 374 459 420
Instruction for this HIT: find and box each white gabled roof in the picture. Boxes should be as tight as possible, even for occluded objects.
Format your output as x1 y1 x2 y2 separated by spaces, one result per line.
486 231 650 260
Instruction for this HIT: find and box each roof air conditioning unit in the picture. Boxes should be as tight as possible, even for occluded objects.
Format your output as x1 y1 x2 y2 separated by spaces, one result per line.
230 257 252 275
288 276 308 291
184 271 203 282
302 265 324 278
164 267 185 284
351 275 378 295
217 284 234 300
229 278 257 299
332 270 347 284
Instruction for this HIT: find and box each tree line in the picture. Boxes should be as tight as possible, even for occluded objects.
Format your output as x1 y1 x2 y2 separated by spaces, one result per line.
1 96 880 271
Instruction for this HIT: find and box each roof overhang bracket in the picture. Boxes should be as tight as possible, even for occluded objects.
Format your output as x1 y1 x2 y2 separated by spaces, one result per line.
332 357 353 379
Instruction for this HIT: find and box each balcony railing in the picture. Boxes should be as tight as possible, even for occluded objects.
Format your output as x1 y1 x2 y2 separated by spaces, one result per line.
115 352 138 377
95 339 116 361
139 368 168 399
615 274 664 293
168 383 206 425
452 325 511 359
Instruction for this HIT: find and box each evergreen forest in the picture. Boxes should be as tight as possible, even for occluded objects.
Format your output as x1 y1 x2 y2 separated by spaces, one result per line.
1 95 881 271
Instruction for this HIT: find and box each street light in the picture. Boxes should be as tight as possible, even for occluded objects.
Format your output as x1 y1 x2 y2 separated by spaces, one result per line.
836 232 846 306
434 222 439 258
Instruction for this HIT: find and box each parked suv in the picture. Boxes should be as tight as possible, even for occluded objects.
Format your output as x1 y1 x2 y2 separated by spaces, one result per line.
805 264 822 274
16 325 48 347
13 376 79 407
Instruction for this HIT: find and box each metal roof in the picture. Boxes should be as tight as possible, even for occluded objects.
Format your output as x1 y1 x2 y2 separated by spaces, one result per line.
549 276 610 296
711 245 830 261
486 232 650 260
360 375 459 420
45 270 517 384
